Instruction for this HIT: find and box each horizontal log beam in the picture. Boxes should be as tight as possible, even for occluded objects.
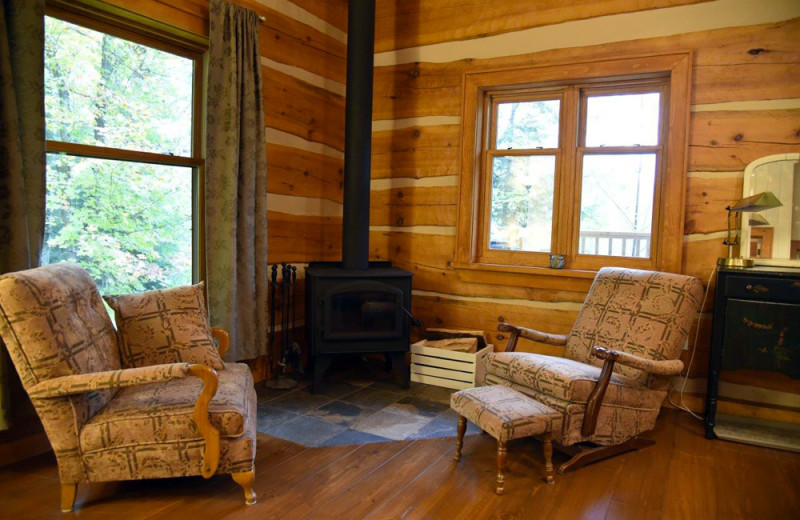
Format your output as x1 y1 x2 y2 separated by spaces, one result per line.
263 67 345 152
373 0 709 53
267 144 344 202
372 19 800 119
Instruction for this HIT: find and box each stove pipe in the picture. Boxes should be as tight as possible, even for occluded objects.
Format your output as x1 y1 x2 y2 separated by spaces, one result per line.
341 0 376 270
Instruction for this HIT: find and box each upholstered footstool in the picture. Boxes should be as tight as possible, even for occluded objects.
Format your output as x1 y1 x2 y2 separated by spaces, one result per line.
450 385 562 494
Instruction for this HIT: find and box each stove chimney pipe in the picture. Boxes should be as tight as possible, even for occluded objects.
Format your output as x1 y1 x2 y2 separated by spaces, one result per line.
341 0 375 270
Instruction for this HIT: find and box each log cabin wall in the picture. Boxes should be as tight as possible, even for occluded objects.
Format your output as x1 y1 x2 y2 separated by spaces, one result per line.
94 0 349 382
368 0 800 414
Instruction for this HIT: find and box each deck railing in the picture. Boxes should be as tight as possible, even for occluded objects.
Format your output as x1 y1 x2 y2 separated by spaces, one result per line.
579 231 650 258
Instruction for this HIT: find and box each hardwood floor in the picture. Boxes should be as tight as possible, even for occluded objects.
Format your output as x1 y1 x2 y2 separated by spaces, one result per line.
1 410 798 519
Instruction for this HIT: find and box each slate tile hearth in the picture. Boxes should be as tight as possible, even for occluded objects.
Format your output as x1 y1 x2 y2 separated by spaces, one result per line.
256 357 480 446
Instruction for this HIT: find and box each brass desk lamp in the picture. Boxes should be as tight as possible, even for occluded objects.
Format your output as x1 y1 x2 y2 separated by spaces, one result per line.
717 191 782 267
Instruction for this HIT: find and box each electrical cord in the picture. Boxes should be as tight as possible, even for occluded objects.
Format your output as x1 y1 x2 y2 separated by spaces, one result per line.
667 265 718 420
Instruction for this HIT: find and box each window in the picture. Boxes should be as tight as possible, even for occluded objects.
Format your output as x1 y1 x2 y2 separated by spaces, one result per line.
456 53 692 278
43 3 205 294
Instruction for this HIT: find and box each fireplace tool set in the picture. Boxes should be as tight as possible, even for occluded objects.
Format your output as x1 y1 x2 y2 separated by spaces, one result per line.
264 263 303 390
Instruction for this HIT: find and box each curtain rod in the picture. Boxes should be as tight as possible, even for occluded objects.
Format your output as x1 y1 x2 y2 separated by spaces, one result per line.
210 1 265 23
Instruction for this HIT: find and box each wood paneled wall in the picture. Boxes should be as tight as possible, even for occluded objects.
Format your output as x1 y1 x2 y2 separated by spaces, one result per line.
96 0 348 382
103 0 347 262
367 0 800 413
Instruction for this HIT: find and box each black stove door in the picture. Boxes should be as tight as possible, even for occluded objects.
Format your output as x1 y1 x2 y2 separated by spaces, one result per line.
322 281 404 341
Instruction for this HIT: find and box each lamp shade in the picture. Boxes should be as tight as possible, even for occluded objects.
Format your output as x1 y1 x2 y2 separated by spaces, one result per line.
731 191 783 212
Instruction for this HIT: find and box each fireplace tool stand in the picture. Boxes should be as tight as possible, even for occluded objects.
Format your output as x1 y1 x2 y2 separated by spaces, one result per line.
265 264 302 390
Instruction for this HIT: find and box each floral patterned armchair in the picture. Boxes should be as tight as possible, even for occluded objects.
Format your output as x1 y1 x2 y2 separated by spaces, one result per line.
486 267 704 473
0 264 257 512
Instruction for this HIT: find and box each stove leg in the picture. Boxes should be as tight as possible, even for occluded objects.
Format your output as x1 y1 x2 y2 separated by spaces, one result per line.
312 355 332 394
389 352 409 389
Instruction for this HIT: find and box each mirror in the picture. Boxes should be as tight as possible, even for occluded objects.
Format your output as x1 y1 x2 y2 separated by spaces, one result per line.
740 153 800 266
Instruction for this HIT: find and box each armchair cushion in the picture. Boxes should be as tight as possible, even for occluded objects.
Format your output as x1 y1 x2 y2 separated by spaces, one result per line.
104 283 224 370
79 363 252 453
485 352 664 410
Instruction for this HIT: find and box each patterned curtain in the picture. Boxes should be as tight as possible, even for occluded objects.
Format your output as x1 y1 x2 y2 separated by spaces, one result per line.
205 0 268 361
0 0 46 430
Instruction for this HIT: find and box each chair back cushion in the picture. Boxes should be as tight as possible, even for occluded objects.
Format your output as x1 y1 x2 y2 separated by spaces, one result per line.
0 263 121 388
564 267 704 386
0 263 122 483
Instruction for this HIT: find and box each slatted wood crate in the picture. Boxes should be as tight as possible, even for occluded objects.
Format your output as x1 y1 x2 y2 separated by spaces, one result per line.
410 340 494 390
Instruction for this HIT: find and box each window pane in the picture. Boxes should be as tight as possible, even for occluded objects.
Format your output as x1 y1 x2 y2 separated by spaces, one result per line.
43 154 193 293
496 100 560 149
490 155 555 252
45 16 193 156
579 154 656 258
585 93 660 147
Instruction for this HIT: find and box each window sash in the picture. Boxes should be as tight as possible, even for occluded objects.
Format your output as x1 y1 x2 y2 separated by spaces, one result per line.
44 4 205 285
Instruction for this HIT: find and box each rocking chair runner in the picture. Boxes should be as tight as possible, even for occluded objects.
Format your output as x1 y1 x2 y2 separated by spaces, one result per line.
484 267 704 473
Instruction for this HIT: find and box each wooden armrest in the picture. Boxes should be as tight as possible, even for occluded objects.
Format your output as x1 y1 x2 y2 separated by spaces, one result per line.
581 347 684 437
581 348 618 437
497 323 568 352
187 364 221 478
212 328 230 357
592 346 684 376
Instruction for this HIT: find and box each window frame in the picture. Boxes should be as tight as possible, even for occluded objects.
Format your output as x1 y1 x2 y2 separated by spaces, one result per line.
479 88 566 267
570 79 669 270
455 52 692 285
44 0 207 284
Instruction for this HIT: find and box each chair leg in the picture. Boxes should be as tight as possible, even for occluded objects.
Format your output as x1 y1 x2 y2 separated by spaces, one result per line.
61 483 77 513
231 469 257 505
496 440 507 495
454 415 467 461
542 432 555 484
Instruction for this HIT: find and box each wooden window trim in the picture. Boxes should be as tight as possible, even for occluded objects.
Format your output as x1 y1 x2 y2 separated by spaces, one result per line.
454 52 692 289
47 0 207 53
44 1 208 283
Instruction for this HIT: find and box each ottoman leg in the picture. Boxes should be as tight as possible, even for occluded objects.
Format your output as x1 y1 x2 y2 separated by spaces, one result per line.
454 415 467 461
496 440 507 495
542 432 555 484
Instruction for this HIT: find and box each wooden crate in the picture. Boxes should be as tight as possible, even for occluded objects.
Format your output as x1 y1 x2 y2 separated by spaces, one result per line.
410 340 494 390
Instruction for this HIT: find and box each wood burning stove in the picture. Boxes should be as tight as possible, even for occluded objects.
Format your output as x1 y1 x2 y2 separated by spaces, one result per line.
305 0 413 393
306 262 411 392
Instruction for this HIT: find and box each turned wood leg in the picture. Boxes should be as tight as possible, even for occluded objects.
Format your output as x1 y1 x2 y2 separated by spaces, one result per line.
542 432 555 484
231 469 257 505
61 483 77 512
496 440 507 495
454 415 467 461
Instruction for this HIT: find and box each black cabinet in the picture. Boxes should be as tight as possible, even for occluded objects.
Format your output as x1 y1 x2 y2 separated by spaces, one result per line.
705 266 800 449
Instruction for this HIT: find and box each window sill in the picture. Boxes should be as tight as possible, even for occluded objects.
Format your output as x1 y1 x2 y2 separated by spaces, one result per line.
451 261 597 292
